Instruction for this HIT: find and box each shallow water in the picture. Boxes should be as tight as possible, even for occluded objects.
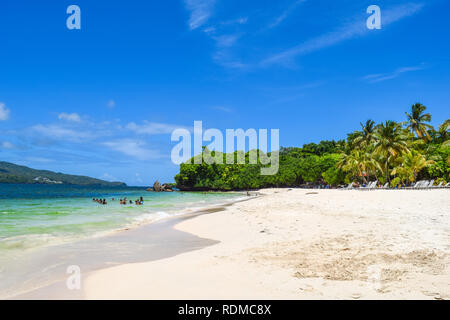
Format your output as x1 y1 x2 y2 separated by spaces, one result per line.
0 184 242 251
0 184 244 297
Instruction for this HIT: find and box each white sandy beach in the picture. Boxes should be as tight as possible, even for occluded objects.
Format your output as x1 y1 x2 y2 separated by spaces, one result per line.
83 189 450 300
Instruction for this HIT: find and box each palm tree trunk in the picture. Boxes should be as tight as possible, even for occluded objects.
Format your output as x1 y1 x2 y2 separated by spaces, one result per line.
385 159 390 184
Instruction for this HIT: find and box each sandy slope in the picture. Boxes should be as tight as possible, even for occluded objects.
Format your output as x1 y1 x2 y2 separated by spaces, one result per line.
83 189 450 300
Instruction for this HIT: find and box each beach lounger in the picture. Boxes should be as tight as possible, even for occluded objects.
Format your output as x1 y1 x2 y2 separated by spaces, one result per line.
409 182 416 189
369 180 378 190
361 181 373 190
416 180 428 189
362 181 372 189
382 182 389 189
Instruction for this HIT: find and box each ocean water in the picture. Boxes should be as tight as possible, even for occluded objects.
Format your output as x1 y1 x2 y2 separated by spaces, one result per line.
0 184 244 259
0 184 246 297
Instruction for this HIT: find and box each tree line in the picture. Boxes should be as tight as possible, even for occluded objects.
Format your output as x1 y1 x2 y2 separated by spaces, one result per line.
175 103 449 190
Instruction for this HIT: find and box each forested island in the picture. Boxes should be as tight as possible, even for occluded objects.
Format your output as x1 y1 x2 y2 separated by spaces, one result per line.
0 161 126 186
175 104 449 191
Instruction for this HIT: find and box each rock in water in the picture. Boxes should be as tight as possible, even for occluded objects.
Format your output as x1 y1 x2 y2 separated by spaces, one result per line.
161 183 173 192
153 181 162 192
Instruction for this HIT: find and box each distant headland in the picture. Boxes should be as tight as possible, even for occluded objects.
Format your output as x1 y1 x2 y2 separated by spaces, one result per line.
0 161 126 186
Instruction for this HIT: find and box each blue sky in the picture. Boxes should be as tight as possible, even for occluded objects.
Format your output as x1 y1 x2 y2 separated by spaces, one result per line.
0 0 449 185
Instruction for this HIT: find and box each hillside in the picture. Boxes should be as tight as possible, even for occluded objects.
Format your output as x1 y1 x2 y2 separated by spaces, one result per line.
0 161 126 186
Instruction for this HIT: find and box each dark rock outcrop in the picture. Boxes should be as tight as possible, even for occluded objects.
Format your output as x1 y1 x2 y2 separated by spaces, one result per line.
153 181 162 192
151 181 174 192
161 183 173 192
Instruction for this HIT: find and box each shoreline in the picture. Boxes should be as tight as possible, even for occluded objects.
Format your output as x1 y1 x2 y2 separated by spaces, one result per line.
7 188 450 300
5 192 253 299
82 188 449 300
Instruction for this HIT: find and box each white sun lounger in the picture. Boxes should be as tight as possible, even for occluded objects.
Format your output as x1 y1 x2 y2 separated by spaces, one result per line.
363 181 373 189
361 181 375 190
415 180 428 189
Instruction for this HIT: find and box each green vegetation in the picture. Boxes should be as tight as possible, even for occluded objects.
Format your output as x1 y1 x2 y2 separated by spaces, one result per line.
0 161 126 186
175 104 449 190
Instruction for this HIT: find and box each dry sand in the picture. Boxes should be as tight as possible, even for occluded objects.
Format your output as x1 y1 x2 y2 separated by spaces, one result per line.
83 189 450 300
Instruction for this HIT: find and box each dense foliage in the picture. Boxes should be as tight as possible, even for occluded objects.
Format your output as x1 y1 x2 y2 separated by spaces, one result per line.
175 104 449 190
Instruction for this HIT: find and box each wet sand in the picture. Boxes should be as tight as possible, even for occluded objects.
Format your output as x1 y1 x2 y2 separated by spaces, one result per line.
7 207 228 299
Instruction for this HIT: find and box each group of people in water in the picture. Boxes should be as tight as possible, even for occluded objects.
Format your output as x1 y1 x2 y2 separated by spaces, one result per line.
92 197 144 206
119 197 144 205
93 198 108 205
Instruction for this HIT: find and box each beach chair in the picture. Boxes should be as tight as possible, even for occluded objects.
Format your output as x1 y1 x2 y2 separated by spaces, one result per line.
427 180 435 189
362 181 372 190
382 182 389 189
417 180 428 189
345 183 354 189
445 182 450 188
370 180 378 190
434 182 443 188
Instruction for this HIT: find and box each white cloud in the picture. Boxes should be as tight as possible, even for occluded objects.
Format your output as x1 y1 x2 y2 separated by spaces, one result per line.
31 124 92 141
185 0 216 30
363 64 426 83
58 112 81 122
213 34 240 47
0 103 10 121
211 34 246 69
1 141 15 149
126 121 189 135
107 100 116 108
221 17 248 26
262 3 425 66
267 0 306 29
103 139 162 160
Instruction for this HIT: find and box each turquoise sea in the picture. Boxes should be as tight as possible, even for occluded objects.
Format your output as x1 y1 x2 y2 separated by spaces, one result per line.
0 184 243 253
0 184 245 297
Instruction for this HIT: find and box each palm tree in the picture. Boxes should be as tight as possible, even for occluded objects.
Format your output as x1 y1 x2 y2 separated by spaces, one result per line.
373 121 410 184
353 120 376 149
437 119 450 147
405 103 434 141
337 149 379 184
392 150 435 183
